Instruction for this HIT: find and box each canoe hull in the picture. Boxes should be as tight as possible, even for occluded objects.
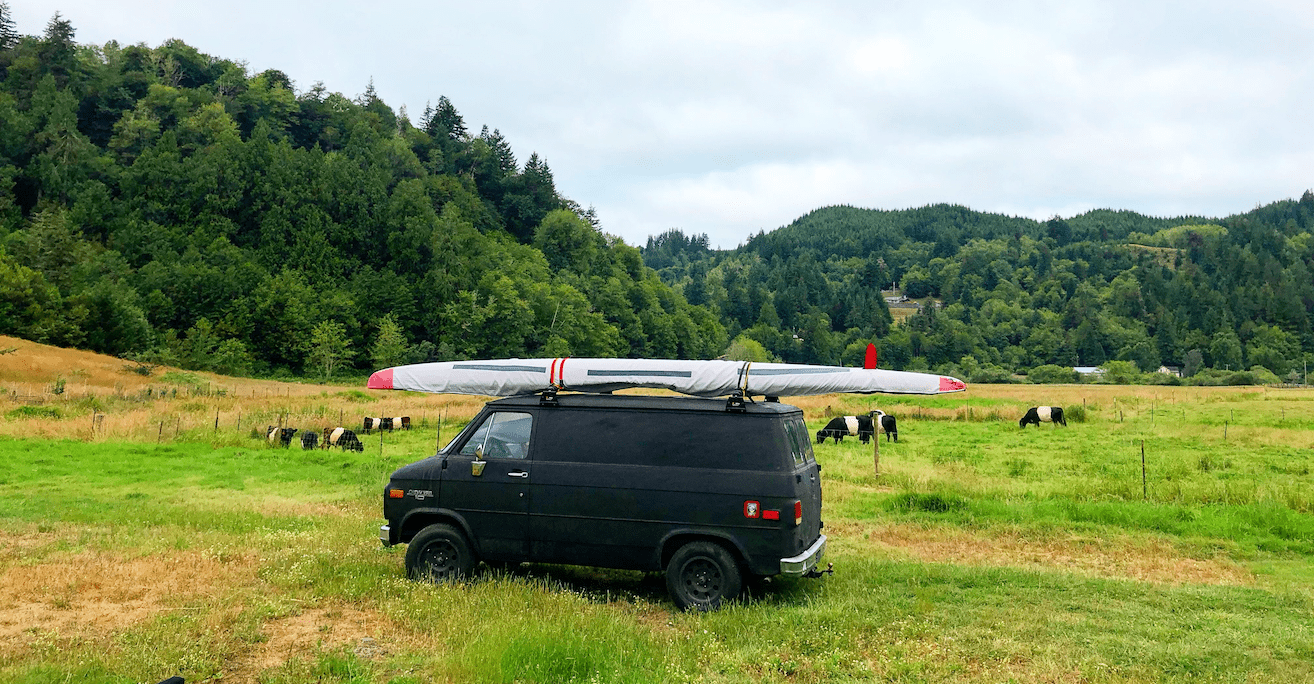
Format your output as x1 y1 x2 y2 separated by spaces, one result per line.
368 358 965 397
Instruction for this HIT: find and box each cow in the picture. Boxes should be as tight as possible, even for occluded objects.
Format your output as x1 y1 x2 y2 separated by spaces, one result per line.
301 431 319 450
363 417 383 433
324 427 365 452
394 416 411 431
266 426 297 447
872 409 898 442
816 410 898 444
1020 406 1066 428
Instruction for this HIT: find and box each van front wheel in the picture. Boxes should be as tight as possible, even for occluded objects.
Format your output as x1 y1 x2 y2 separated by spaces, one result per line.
406 524 475 582
666 541 742 611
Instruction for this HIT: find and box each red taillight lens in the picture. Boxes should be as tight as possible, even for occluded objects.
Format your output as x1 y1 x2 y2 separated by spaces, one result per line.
794 500 803 525
763 509 780 520
388 489 404 499
744 500 760 518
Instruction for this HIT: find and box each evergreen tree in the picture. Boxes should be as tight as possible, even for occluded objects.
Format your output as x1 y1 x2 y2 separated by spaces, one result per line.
0 2 19 51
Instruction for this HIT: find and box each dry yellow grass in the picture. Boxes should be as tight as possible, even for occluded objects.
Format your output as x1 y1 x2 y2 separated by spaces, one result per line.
0 335 486 442
0 546 258 650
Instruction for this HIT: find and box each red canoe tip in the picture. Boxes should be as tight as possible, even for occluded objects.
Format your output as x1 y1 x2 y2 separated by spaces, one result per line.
939 376 966 392
367 368 394 390
863 343 877 369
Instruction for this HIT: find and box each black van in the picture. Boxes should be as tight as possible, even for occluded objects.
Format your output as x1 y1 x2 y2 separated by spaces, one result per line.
379 392 827 610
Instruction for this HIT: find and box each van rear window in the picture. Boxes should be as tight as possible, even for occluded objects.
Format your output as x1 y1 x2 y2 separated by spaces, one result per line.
782 417 814 465
535 410 790 470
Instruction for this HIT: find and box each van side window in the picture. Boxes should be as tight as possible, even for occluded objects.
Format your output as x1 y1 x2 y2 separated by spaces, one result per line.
459 412 534 459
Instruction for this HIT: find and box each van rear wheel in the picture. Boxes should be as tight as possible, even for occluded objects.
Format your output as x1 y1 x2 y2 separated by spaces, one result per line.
666 541 741 611
406 524 475 582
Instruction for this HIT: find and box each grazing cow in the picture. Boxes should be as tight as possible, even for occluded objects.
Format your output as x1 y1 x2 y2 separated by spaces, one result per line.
815 413 871 444
872 410 898 442
301 431 319 450
324 427 365 452
369 416 411 432
816 410 898 444
1020 406 1066 428
266 426 297 447
383 412 409 430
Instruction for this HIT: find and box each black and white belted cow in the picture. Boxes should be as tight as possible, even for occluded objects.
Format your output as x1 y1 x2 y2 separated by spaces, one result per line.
301 431 319 450
324 427 365 452
364 416 412 432
266 426 297 447
1020 406 1066 428
816 410 896 444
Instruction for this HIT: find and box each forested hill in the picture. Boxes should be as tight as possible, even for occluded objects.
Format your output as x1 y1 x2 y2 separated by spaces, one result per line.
0 10 725 376
643 198 1314 381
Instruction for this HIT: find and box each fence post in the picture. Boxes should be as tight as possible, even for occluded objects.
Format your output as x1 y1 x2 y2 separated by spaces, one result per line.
873 429 880 477
158 421 164 443
1141 440 1147 500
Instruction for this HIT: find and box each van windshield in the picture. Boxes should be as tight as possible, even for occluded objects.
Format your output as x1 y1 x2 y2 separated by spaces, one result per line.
783 417 814 466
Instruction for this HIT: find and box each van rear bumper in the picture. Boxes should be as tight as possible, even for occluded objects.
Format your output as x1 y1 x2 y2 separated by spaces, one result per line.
780 534 826 575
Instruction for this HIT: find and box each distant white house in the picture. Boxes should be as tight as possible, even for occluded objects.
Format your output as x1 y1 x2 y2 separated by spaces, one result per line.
1157 365 1182 377
1074 366 1104 376
884 295 908 304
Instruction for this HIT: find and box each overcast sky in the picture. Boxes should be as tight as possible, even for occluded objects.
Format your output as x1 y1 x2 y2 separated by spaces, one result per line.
15 1 1314 247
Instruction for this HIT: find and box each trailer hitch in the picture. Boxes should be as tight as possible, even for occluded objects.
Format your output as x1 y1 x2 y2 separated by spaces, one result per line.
804 562 833 579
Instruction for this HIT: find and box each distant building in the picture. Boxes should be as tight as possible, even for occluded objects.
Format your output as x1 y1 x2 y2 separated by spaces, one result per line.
1157 365 1182 377
1074 366 1104 376
884 295 908 304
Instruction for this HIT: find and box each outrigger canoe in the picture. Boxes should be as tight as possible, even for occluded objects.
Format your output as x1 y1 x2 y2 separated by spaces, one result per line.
367 358 965 398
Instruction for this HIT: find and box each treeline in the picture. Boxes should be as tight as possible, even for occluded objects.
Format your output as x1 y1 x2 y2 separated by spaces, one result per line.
645 200 1314 382
0 9 725 376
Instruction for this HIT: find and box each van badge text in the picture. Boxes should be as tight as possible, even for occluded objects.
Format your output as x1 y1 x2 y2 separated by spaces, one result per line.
407 489 434 500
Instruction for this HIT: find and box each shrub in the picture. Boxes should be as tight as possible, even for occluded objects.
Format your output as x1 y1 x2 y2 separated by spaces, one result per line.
1064 405 1087 423
335 390 378 403
7 405 61 419
1029 364 1078 384
1099 361 1143 384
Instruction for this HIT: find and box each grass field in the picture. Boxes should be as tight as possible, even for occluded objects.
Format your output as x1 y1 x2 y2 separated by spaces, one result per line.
2 337 1313 682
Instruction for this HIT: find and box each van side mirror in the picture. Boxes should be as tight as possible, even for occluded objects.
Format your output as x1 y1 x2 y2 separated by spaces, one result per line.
475 445 484 461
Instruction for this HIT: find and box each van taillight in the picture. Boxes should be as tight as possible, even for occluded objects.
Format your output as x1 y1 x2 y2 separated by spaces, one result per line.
793 500 802 525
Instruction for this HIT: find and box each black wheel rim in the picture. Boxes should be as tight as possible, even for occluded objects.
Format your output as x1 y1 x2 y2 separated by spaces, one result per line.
418 539 460 580
680 557 723 603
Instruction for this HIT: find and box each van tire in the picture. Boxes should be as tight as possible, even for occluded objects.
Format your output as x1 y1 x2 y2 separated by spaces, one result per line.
406 523 475 582
666 541 742 611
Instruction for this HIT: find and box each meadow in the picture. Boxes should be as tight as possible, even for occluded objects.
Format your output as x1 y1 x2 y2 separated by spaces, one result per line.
1 336 1313 683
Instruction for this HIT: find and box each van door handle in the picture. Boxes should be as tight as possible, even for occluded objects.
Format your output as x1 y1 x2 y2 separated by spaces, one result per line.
508 471 529 478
